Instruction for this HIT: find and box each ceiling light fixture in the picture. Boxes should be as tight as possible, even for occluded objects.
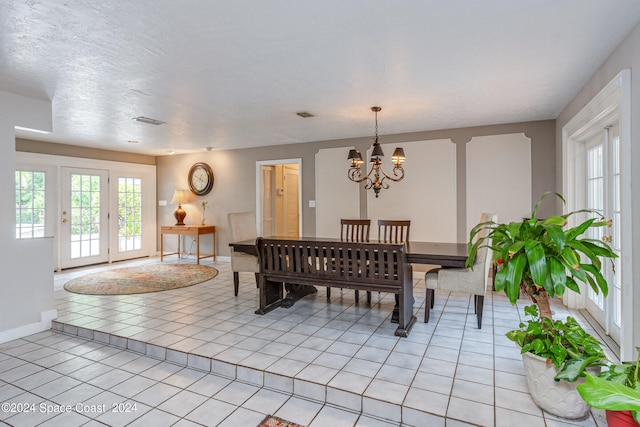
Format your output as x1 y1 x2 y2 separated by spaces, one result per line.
347 107 405 198
132 116 166 125
296 111 314 118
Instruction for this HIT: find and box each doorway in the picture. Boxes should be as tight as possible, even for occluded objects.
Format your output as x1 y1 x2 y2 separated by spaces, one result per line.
60 167 110 269
583 125 622 345
562 69 633 360
256 159 301 238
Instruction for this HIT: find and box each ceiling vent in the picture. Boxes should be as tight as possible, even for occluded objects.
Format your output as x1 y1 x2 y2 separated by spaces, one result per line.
296 111 314 118
132 116 166 125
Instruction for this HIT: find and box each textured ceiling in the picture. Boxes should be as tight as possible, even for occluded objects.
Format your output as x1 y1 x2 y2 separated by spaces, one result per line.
3 0 640 156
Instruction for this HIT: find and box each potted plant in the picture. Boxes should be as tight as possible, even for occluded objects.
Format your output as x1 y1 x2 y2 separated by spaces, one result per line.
577 349 640 426
506 304 607 418
467 192 618 418
467 192 617 320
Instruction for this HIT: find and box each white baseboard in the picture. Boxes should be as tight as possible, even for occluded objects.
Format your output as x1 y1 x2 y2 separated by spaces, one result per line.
0 309 58 344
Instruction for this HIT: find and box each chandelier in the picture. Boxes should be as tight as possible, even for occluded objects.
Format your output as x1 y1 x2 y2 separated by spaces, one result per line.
347 107 405 197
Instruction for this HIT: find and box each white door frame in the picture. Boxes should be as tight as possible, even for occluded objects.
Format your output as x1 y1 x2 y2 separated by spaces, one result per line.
60 167 110 269
255 158 302 237
562 69 634 360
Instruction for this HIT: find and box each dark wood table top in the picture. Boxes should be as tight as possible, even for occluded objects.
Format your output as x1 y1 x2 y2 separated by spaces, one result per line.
230 237 469 268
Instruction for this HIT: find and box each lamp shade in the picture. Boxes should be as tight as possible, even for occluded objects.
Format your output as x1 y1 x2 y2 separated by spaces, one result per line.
347 149 360 161
370 142 385 160
391 147 406 164
170 190 188 205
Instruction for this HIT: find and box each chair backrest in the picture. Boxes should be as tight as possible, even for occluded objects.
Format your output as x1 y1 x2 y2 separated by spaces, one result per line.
378 219 411 243
228 212 258 242
341 219 371 242
476 213 497 288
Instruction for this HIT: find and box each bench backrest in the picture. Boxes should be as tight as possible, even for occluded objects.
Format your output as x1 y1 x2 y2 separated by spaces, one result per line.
256 238 409 288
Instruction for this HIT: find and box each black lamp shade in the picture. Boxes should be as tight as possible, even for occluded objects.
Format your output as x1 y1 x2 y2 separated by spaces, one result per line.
391 147 405 163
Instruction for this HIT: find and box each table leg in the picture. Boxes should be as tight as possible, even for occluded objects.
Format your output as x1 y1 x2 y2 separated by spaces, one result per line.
196 234 200 264
160 232 164 262
177 235 181 260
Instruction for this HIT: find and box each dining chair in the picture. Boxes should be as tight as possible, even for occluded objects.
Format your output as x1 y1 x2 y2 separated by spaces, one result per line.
228 211 260 296
375 219 411 310
424 213 497 328
378 219 411 243
341 219 371 243
326 219 372 302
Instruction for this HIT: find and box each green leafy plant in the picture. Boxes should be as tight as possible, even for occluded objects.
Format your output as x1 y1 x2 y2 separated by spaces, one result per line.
577 349 640 424
467 192 617 319
507 304 607 381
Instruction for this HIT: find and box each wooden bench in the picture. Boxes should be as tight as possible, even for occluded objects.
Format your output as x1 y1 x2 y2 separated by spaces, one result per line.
255 237 416 337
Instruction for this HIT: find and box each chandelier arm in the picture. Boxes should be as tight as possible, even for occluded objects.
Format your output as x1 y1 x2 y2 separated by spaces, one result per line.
348 166 373 183
378 166 405 183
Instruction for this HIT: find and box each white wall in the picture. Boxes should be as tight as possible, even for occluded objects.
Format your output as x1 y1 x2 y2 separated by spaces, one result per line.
367 139 457 242
466 133 531 234
315 147 360 238
0 91 56 343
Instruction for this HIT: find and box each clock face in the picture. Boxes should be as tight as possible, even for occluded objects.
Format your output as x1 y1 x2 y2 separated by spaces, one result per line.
188 163 214 195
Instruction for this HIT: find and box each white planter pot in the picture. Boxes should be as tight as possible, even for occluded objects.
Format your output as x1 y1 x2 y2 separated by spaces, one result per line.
521 351 595 419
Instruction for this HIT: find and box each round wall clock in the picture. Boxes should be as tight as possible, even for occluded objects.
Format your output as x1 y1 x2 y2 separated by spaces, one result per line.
188 162 214 195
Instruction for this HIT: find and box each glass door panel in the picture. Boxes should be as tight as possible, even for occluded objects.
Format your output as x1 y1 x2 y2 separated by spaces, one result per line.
584 126 622 344
60 168 109 269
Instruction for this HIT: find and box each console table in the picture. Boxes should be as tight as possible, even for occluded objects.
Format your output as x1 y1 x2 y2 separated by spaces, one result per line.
160 225 216 264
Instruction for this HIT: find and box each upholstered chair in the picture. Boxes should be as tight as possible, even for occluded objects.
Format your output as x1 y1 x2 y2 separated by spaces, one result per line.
424 213 497 328
228 212 260 296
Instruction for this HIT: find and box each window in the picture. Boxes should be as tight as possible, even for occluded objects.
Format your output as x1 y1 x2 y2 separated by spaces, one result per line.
15 170 46 239
118 177 142 252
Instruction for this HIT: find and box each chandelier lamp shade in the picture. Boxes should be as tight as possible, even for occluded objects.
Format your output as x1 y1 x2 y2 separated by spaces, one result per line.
347 106 405 197
170 189 188 225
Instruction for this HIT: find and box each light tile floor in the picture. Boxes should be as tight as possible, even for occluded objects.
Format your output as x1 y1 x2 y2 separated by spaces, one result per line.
0 257 611 426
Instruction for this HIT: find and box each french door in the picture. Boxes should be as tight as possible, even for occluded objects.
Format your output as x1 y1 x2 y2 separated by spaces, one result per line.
60 167 109 269
584 125 622 345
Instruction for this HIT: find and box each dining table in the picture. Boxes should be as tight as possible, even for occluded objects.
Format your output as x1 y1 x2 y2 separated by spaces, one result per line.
229 236 470 268
230 236 471 324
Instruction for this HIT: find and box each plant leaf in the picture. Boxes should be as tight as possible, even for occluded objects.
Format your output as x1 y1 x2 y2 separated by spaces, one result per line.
543 223 566 253
548 257 567 294
525 240 547 286
502 253 527 304
566 218 597 241
581 263 609 297
556 356 604 382
577 374 640 411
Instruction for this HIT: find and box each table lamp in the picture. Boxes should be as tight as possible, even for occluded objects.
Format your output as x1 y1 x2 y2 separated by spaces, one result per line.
171 190 188 225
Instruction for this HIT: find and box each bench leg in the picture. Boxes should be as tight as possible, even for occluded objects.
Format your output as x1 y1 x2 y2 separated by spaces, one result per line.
255 279 284 315
282 284 317 308
354 290 359 303
391 293 400 323
394 287 417 337
326 287 331 300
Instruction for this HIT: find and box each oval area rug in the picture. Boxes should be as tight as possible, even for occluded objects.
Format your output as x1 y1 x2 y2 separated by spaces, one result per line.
63 264 218 295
